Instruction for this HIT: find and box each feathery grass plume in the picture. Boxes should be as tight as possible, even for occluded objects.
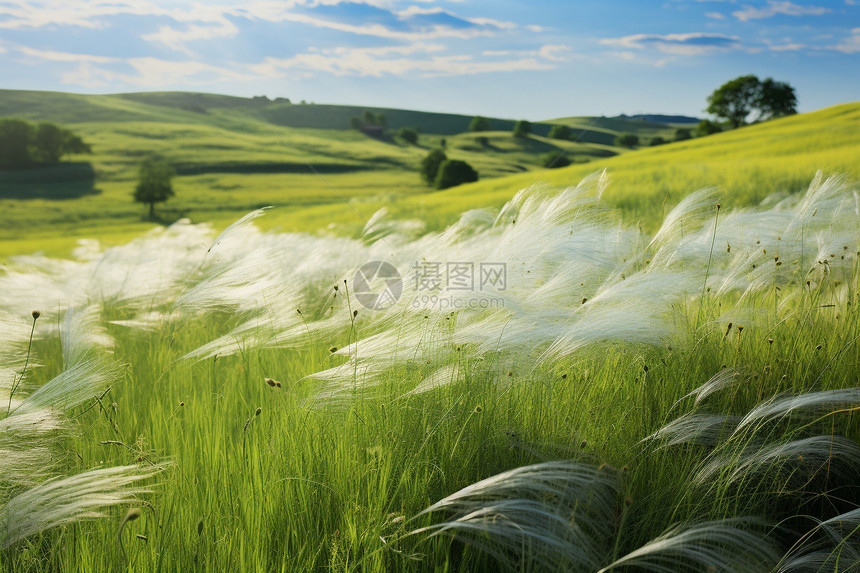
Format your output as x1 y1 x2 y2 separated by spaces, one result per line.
400 365 462 397
0 310 35 363
733 388 860 435
645 413 742 448
0 447 53 486
777 507 860 572
206 206 271 254
677 368 750 407
361 207 426 243
61 304 114 368
0 464 163 548
597 519 779 573
694 435 860 486
414 461 620 571
14 357 122 415
412 461 620 569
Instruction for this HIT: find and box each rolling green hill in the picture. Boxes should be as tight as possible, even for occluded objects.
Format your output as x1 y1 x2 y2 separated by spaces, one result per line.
1 90 856 260
0 89 681 257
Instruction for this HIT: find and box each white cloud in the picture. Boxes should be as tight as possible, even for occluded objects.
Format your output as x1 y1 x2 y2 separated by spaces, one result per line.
769 42 806 50
482 44 576 62
15 46 118 63
732 1 830 21
538 44 574 61
828 28 860 53
0 1 519 43
601 32 742 55
142 20 239 56
251 44 554 78
61 57 255 88
705 11 725 19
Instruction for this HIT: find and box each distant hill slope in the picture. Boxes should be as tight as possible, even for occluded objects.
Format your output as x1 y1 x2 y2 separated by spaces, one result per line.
392 101 860 233
0 89 687 142
2 88 822 259
627 114 701 124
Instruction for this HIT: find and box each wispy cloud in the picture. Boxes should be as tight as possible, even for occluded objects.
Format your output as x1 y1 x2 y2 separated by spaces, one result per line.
482 44 575 62
600 32 742 55
61 57 256 88
732 1 830 21
829 27 860 53
705 11 726 19
142 20 240 56
15 46 118 64
252 43 555 78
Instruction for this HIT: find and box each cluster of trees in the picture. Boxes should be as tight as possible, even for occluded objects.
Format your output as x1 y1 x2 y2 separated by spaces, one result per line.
349 110 387 131
420 149 478 190
0 119 91 170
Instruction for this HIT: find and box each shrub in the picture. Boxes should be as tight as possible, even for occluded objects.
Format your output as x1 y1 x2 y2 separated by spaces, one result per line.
512 120 531 138
650 136 666 147
674 128 692 142
696 119 722 137
469 116 491 132
398 127 418 144
435 159 478 189
540 151 572 169
615 133 639 148
548 125 571 140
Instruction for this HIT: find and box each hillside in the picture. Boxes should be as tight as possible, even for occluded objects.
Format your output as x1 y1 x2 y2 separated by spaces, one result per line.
0 89 683 257
1 91 857 260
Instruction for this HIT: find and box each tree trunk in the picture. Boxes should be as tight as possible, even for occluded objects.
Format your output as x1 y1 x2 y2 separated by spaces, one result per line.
149 202 155 218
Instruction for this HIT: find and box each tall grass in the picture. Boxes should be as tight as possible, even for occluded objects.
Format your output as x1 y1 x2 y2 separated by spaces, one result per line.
1 171 859 571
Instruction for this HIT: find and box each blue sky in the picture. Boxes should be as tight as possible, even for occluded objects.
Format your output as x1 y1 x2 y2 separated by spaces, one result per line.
1 0 858 120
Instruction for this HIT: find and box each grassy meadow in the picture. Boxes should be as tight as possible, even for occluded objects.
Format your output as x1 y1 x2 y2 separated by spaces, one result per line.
0 90 681 259
2 92 860 572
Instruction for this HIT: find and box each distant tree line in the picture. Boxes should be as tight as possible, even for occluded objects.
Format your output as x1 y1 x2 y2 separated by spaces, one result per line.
349 110 387 132
0 118 91 170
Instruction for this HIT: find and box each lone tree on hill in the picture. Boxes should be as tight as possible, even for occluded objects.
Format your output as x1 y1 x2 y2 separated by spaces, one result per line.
468 116 491 132
706 75 797 128
435 159 478 189
512 120 531 138
134 157 175 218
420 149 447 185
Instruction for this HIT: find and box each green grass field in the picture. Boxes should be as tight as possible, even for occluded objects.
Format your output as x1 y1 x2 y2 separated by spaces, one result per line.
0 90 686 259
2 92 860 572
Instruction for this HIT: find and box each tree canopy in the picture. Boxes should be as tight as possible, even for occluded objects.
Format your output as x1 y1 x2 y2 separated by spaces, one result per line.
435 159 478 189
706 75 797 128
614 133 639 148
512 120 531 138
420 149 447 185
133 157 175 218
548 125 571 140
398 127 418 144
468 116 491 132
0 118 91 170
